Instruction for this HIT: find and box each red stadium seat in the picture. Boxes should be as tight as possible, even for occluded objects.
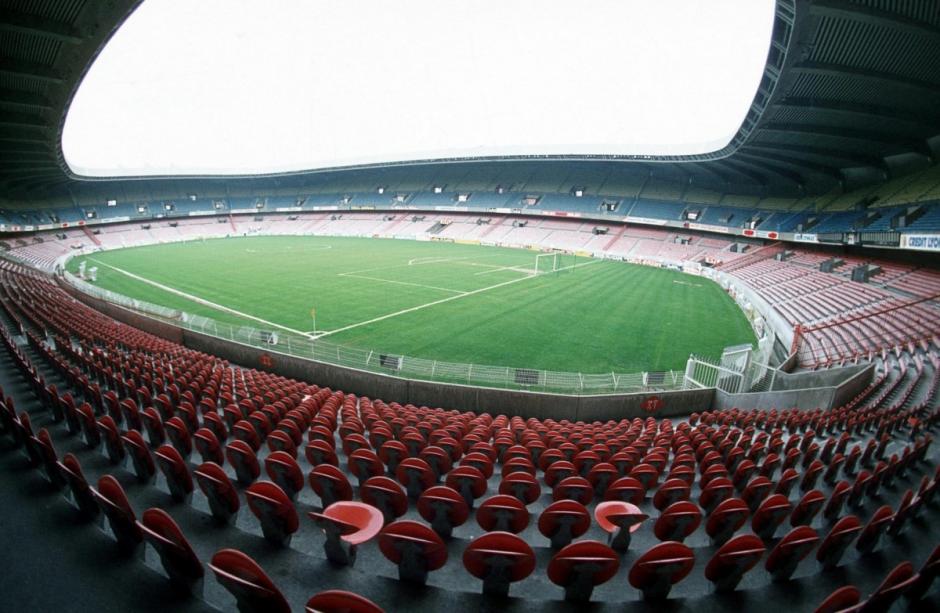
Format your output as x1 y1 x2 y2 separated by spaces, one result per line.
444 465 488 508
245 481 299 545
137 508 203 588
359 476 408 525
194 461 240 523
907 544 940 601
476 494 529 533
165 415 193 457
498 471 541 505
605 476 646 505
752 493 792 540
855 505 893 554
705 497 749 545
823 481 851 521
209 548 290 613
463 531 536 597
305 439 339 467
226 440 261 485
97 415 125 464
194 427 224 465
790 489 827 526
653 478 691 511
653 500 701 542
395 457 436 498
122 430 156 483
378 520 448 584
309 464 354 507
628 541 695 600
704 534 766 592
264 450 304 500
57 453 100 520
765 526 819 581
309 501 383 566
348 448 384 486
154 444 194 502
92 475 142 553
814 585 861 613
594 500 647 551
862 562 918 612
417 485 470 538
305 590 384 613
547 540 620 601
699 477 734 514
538 499 591 549
816 515 862 569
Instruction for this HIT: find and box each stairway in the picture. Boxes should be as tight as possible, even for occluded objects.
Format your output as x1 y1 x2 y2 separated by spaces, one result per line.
601 225 627 251
81 226 102 247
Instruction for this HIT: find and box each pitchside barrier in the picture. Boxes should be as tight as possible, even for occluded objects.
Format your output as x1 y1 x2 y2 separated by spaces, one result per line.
62 272 684 395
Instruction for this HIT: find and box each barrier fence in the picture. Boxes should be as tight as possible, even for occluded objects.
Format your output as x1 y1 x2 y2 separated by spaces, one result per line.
63 272 685 395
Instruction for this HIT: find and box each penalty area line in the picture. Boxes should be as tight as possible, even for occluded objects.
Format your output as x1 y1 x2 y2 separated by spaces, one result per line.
338 273 467 295
88 259 311 337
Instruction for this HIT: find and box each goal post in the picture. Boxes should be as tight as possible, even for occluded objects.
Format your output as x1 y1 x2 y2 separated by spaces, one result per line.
534 252 559 274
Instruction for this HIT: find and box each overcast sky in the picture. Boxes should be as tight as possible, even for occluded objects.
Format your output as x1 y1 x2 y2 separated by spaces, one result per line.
62 0 776 177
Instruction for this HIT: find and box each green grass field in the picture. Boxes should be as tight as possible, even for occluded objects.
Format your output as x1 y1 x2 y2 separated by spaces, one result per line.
67 236 755 373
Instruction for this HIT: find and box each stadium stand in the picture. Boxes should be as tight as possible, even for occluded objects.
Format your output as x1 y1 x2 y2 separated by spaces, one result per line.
0 257 937 611
2 0 940 610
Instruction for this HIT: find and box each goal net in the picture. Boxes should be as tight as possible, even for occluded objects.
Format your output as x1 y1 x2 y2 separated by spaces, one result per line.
534 252 575 274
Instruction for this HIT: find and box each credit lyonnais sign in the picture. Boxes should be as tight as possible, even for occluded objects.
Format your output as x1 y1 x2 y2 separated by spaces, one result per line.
901 234 940 251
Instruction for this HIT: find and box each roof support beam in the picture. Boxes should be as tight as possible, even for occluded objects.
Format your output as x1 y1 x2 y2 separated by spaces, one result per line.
0 112 48 129
792 60 940 95
775 97 940 131
0 88 54 109
0 128 49 142
737 150 844 181
715 159 769 187
810 0 940 38
0 10 85 43
758 122 914 145
0 153 53 163
690 162 734 187
745 141 888 169
0 58 65 83
0 141 51 153
730 154 805 186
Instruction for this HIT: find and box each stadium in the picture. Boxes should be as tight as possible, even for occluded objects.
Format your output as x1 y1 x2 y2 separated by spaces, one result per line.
0 1 938 611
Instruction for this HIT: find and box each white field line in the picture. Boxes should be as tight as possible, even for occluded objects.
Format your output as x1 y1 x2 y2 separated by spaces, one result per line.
473 265 534 276
555 260 601 273
339 273 467 295
317 259 602 339
89 259 311 336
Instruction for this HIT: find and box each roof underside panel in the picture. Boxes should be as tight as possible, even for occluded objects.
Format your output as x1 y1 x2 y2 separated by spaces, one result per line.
0 0 938 204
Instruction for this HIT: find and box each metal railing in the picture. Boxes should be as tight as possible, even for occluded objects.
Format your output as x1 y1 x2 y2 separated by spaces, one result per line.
63 272 685 395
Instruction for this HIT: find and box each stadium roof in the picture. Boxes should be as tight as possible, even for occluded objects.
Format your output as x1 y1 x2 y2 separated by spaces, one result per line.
1 0 939 201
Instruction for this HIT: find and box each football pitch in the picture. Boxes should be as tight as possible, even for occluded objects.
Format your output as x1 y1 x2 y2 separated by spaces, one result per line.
67 236 756 374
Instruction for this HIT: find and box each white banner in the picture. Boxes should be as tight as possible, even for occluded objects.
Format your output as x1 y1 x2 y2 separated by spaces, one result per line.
901 233 940 251
687 222 730 233
627 216 669 226
793 233 818 243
